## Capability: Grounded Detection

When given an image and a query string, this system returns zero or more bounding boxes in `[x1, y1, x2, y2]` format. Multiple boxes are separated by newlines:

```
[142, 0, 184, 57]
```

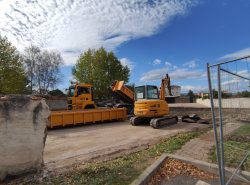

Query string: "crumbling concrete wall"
[46, 98, 67, 110]
[0, 96, 50, 181]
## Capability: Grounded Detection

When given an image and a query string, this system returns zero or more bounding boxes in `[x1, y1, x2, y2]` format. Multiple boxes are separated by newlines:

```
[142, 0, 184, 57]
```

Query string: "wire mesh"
[207, 56, 250, 185]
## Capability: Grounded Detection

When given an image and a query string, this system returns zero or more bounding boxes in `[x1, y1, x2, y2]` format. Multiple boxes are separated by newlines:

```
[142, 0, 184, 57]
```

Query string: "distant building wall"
[0, 96, 50, 181]
[197, 98, 250, 108]
[166, 96, 196, 104]
[165, 85, 181, 97]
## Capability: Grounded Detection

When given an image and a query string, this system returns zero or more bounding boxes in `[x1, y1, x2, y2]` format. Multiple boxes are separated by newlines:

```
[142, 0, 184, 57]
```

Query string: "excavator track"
[150, 116, 178, 129]
[130, 117, 150, 126]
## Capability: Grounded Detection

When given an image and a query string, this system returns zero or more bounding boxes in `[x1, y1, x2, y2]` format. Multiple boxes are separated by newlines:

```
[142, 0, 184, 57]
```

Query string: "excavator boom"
[160, 74, 172, 100]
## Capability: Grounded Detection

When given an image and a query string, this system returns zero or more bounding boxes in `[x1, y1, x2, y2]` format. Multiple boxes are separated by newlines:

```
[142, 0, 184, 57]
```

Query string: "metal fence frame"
[207, 55, 250, 185]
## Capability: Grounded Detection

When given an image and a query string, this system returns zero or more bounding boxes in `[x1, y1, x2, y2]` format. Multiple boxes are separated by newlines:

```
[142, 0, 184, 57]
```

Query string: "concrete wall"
[0, 96, 50, 181]
[46, 99, 67, 110]
[197, 98, 250, 108]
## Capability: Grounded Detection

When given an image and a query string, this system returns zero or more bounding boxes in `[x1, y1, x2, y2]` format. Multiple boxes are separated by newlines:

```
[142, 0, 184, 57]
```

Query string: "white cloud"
[165, 61, 172, 66]
[170, 68, 204, 80]
[220, 47, 250, 61]
[221, 79, 241, 86]
[120, 58, 135, 71]
[220, 70, 250, 87]
[237, 70, 250, 79]
[153, 59, 161, 65]
[140, 67, 204, 82]
[183, 60, 197, 68]
[0, 0, 197, 66]
[140, 68, 168, 82]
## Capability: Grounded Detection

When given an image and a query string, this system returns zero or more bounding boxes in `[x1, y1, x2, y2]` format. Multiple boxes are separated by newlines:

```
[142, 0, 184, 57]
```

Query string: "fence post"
[207, 63, 224, 185]
[217, 65, 225, 184]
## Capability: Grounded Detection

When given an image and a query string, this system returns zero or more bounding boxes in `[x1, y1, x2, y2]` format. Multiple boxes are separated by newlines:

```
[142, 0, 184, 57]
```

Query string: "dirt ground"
[44, 120, 209, 171]
[44, 103, 250, 171]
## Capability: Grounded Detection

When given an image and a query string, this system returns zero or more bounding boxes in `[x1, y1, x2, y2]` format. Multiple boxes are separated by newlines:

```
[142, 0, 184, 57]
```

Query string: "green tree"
[187, 90, 194, 97]
[238, 90, 250, 97]
[48, 89, 65, 96]
[23, 45, 41, 92]
[0, 35, 26, 94]
[213, 89, 218, 99]
[73, 48, 130, 99]
[23, 46, 63, 95]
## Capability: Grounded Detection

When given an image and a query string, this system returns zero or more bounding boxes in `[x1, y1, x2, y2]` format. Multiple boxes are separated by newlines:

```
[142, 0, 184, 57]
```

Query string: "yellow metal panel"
[74, 112, 84, 124]
[49, 114, 63, 127]
[93, 111, 102, 122]
[48, 108, 127, 128]
[63, 113, 74, 126]
[110, 110, 117, 120]
[102, 110, 110, 121]
[84, 111, 94, 123]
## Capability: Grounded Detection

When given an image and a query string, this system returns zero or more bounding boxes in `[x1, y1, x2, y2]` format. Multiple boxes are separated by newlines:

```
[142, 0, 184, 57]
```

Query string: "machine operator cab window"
[77, 86, 91, 96]
[68, 86, 75, 97]
[135, 85, 159, 100]
[68, 86, 91, 97]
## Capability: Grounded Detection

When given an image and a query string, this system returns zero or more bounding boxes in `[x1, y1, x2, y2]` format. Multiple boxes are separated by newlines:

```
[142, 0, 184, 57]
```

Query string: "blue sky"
[0, 0, 250, 92]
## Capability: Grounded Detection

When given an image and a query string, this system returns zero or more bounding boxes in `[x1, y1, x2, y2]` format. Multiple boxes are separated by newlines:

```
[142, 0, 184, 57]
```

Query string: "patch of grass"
[210, 141, 250, 171]
[33, 132, 201, 185]
[209, 125, 250, 172]
[232, 123, 250, 137]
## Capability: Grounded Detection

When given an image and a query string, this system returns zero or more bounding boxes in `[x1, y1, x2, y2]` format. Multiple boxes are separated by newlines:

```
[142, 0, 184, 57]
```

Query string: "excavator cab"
[133, 85, 169, 118]
[130, 74, 178, 128]
[135, 85, 159, 100]
[67, 83, 96, 110]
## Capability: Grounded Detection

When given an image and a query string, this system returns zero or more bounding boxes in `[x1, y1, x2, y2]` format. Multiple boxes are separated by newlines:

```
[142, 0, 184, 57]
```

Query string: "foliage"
[0, 35, 26, 94]
[23, 45, 40, 93]
[23, 45, 63, 94]
[210, 141, 250, 171]
[202, 95, 209, 100]
[187, 90, 194, 97]
[48, 89, 65, 96]
[238, 90, 250, 97]
[73, 47, 130, 99]
[202, 89, 231, 99]
[30, 132, 201, 185]
[212, 89, 218, 99]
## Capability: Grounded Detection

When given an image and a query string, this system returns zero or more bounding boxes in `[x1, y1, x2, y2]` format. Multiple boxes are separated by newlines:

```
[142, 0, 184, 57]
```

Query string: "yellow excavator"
[131, 74, 178, 128]
[111, 74, 178, 128]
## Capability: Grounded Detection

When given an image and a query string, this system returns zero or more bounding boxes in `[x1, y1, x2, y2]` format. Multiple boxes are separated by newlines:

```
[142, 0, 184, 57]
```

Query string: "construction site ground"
[4, 104, 249, 185]
[44, 119, 209, 171]
[44, 103, 250, 172]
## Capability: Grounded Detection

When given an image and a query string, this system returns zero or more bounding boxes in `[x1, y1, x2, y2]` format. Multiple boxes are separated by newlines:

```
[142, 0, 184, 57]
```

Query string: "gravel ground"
[44, 120, 208, 171]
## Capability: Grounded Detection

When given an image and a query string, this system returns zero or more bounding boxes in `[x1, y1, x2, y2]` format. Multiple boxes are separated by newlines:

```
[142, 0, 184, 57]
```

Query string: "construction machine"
[67, 82, 96, 110]
[110, 74, 177, 128]
[48, 82, 127, 128]
[130, 74, 178, 128]
[110, 80, 134, 114]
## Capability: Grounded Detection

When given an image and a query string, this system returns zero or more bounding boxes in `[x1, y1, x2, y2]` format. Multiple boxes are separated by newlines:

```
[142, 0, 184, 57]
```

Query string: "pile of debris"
[181, 114, 209, 124]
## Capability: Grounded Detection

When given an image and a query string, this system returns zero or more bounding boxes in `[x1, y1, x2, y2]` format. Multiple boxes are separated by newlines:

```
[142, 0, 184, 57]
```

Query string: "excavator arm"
[160, 74, 172, 100]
